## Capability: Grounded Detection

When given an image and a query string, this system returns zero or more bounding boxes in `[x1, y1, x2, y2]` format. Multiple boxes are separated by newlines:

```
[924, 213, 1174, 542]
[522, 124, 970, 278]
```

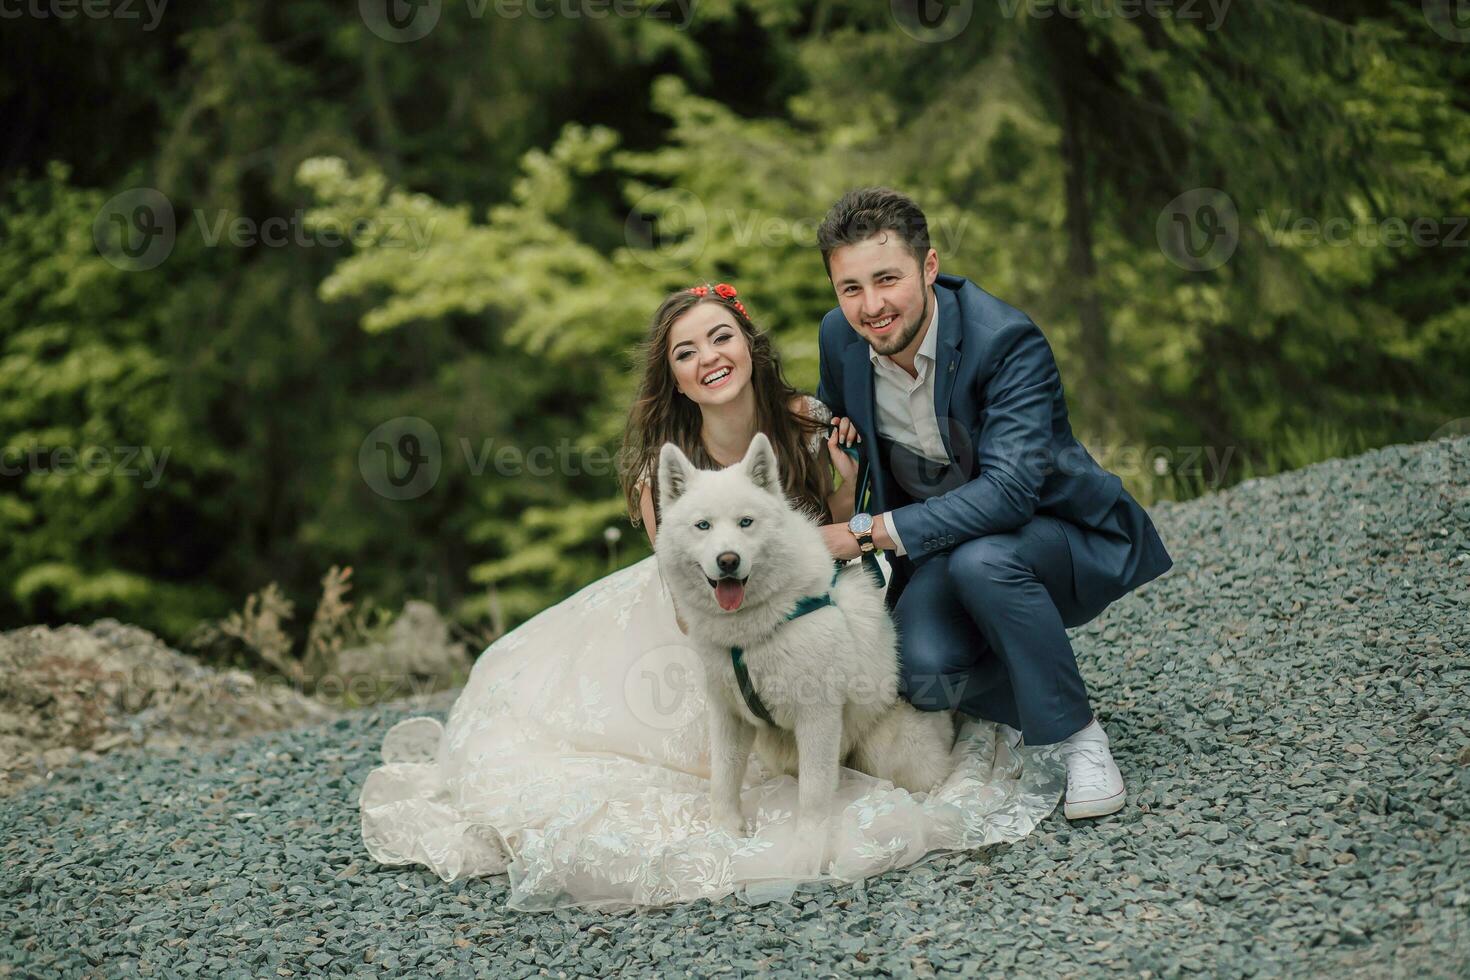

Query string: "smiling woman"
[618, 283, 835, 535]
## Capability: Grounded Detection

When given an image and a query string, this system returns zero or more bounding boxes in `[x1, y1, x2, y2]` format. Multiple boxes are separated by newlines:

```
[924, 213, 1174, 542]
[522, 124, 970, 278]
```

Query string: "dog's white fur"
[654, 433, 956, 836]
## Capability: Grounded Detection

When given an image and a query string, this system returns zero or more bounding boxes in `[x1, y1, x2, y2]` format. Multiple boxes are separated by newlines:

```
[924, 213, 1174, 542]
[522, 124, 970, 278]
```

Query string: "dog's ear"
[742, 432, 781, 495]
[657, 442, 696, 511]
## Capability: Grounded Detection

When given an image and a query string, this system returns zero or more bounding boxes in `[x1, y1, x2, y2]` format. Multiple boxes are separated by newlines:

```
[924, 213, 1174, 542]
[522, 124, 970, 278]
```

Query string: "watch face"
[848, 513, 874, 535]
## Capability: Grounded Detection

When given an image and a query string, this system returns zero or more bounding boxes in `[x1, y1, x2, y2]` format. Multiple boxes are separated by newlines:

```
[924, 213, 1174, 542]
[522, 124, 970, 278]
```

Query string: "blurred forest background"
[2, 0, 1467, 660]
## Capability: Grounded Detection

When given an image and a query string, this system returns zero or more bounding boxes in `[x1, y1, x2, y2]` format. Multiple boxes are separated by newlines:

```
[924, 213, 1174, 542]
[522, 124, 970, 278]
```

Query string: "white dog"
[654, 433, 956, 837]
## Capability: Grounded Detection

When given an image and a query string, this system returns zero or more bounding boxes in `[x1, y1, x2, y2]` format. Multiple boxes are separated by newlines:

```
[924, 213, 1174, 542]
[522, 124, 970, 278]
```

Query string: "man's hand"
[826, 417, 861, 485]
[821, 523, 861, 561]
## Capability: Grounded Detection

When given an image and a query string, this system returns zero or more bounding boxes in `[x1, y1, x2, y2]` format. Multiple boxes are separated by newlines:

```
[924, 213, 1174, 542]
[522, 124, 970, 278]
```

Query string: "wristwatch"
[847, 512, 876, 555]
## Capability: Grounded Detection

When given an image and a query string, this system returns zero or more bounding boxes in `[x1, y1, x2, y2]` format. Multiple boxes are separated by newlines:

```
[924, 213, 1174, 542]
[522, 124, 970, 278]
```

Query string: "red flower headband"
[688, 282, 747, 318]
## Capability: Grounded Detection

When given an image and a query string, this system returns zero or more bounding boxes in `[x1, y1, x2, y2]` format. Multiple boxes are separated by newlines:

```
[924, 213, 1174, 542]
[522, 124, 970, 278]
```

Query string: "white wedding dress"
[359, 401, 1066, 912]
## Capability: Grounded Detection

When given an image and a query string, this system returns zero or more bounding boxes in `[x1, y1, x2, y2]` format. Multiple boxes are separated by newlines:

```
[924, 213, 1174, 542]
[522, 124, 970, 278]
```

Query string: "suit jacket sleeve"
[816, 317, 846, 420]
[888, 319, 1058, 552]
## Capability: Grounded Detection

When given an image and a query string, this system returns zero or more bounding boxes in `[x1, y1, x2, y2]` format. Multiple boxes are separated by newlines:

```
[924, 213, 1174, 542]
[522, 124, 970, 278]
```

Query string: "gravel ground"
[3, 437, 1468, 978]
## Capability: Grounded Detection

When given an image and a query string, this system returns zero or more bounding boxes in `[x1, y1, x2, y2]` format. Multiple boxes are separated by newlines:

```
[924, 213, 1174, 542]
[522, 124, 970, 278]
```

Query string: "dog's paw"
[711, 809, 749, 838]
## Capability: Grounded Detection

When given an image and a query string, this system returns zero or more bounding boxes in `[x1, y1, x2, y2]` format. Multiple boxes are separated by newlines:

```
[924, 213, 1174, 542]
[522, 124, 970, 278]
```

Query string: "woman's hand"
[827, 417, 861, 485]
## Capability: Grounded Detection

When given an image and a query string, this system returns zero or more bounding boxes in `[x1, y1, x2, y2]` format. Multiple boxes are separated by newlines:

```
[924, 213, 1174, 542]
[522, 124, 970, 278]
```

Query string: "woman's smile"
[701, 366, 734, 388]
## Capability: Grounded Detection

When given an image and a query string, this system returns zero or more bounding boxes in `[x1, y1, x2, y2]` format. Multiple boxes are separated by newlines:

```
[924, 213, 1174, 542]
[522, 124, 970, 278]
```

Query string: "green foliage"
[0, 165, 234, 637]
[2, 0, 1467, 644]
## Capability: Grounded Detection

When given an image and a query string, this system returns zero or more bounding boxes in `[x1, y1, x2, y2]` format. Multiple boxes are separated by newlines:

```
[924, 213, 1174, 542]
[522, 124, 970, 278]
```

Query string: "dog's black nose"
[716, 552, 741, 576]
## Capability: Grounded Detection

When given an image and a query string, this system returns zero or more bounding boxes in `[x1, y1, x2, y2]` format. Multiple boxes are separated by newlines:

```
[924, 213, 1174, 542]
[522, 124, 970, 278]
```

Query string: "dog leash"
[838, 437, 888, 592]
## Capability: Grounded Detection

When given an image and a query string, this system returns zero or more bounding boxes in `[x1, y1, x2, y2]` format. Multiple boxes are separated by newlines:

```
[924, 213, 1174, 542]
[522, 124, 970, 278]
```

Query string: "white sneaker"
[992, 723, 1024, 777]
[1059, 718, 1126, 820]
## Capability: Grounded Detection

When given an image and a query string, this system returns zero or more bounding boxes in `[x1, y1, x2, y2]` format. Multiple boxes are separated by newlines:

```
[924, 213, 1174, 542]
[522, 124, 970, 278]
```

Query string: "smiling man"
[814, 187, 1173, 819]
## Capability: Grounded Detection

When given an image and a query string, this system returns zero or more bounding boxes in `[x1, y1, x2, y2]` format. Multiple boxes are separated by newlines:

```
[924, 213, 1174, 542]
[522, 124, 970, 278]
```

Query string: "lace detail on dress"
[801, 394, 834, 457]
[359, 552, 1065, 911]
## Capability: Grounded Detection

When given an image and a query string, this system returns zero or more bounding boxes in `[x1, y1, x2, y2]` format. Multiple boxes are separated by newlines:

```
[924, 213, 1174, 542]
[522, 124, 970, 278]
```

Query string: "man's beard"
[869, 289, 930, 357]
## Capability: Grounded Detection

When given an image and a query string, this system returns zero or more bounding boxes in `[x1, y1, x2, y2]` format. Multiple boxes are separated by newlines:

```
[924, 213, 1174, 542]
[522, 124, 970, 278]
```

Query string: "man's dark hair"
[816, 187, 932, 277]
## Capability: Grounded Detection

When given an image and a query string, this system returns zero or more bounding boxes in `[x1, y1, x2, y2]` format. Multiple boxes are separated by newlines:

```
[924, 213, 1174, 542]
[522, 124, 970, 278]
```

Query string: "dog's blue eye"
[739, 517, 754, 528]
[695, 520, 711, 531]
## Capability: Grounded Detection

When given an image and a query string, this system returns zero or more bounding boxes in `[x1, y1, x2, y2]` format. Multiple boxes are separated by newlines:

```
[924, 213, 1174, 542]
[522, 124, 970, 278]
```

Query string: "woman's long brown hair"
[620, 287, 834, 528]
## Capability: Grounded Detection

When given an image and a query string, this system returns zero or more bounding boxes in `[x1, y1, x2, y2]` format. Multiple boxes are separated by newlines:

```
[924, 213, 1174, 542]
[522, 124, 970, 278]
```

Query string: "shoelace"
[1062, 742, 1116, 793]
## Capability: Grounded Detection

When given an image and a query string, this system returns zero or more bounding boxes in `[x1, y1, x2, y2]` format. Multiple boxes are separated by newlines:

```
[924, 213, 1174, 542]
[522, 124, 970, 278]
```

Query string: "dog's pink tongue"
[715, 579, 745, 611]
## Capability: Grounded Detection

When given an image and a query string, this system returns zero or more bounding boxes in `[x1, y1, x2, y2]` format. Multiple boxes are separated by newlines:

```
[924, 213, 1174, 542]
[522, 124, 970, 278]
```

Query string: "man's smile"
[865, 314, 899, 335]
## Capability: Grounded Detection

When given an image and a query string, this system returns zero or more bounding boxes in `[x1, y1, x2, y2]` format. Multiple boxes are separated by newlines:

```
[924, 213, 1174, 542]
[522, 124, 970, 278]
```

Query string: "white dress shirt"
[869, 299, 947, 557]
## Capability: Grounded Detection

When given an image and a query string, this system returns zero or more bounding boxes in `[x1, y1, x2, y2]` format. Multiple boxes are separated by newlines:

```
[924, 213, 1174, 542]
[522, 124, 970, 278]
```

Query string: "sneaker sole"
[1063, 788, 1126, 820]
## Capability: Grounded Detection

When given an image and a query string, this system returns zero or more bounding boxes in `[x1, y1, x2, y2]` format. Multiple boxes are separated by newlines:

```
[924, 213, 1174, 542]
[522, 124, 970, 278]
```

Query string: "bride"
[359, 283, 1065, 912]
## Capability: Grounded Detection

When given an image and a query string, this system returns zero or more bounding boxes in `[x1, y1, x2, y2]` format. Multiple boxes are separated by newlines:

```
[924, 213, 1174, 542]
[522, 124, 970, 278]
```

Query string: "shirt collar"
[869, 294, 940, 370]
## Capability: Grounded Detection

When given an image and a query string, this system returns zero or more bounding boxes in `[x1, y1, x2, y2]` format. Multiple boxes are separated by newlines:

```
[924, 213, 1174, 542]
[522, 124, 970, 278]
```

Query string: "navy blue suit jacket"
[816, 274, 1172, 615]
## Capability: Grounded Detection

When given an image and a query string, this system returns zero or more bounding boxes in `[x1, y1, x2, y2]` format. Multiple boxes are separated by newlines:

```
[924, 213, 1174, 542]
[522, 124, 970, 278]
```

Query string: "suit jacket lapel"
[842, 340, 876, 440]
[843, 341, 879, 513]
[932, 286, 963, 461]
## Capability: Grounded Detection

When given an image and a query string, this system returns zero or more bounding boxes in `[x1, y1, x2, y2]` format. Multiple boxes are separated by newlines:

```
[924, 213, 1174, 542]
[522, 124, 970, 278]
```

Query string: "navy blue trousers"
[893, 515, 1097, 746]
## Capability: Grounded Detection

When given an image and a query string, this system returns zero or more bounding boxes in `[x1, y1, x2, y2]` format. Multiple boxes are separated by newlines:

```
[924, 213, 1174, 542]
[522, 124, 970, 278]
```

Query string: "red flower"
[689, 285, 709, 297]
[713, 283, 738, 299]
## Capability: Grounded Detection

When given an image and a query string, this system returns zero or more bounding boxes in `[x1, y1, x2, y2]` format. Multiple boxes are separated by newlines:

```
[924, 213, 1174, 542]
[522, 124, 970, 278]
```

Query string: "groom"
[814, 187, 1172, 820]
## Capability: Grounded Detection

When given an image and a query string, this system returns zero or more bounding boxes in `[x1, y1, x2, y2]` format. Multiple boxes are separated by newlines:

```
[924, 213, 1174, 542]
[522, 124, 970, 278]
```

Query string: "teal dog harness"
[728, 551, 885, 729]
